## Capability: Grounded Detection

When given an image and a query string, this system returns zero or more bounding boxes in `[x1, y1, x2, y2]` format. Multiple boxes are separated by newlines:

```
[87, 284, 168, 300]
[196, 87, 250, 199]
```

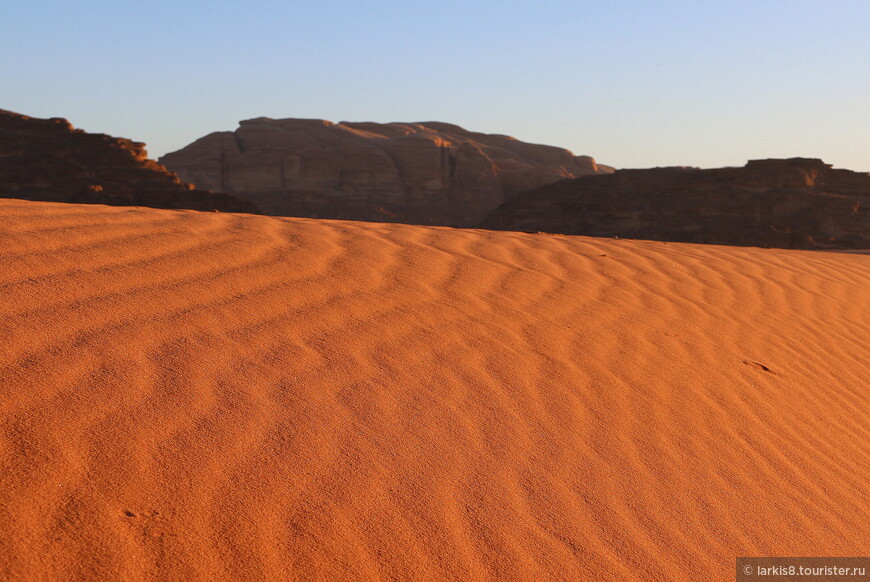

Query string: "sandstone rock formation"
[159, 118, 612, 226]
[0, 109, 260, 213]
[481, 158, 870, 249]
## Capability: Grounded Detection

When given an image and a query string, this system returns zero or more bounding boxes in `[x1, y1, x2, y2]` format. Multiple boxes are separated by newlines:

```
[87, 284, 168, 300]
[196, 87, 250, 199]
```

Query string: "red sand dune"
[0, 199, 867, 581]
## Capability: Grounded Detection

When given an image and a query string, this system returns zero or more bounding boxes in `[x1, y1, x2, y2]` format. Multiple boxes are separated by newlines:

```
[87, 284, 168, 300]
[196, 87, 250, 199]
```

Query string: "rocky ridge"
[481, 158, 870, 249]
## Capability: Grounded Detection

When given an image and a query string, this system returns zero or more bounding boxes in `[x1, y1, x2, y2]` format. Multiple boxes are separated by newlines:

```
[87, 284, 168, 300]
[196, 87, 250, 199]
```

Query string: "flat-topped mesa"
[480, 158, 870, 250]
[159, 117, 612, 226]
[0, 109, 260, 213]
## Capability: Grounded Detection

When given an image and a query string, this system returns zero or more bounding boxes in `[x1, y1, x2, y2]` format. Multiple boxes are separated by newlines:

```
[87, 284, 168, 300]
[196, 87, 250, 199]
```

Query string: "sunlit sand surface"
[0, 199, 867, 581]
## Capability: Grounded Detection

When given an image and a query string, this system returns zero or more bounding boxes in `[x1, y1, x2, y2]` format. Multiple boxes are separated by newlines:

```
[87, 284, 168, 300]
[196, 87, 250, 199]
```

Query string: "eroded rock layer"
[481, 158, 870, 249]
[159, 118, 611, 226]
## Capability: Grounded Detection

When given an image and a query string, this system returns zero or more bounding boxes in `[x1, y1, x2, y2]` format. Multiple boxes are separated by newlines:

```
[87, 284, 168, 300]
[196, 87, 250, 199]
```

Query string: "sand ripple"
[0, 199, 867, 581]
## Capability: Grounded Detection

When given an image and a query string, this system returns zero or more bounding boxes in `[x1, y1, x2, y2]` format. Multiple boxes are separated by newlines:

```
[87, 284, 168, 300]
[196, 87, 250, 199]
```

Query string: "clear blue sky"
[2, 0, 869, 170]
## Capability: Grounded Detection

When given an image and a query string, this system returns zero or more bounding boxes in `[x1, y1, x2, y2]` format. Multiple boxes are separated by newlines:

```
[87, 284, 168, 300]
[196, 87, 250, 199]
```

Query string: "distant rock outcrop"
[159, 118, 612, 226]
[0, 109, 260, 213]
[480, 158, 870, 249]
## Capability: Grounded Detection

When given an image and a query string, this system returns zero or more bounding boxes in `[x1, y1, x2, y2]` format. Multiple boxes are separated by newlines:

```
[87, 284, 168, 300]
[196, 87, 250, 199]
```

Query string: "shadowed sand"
[0, 199, 867, 581]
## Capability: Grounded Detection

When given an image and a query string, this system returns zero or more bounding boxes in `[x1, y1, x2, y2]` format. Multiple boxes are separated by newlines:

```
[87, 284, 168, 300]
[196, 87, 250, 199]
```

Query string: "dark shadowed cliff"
[0, 109, 260, 213]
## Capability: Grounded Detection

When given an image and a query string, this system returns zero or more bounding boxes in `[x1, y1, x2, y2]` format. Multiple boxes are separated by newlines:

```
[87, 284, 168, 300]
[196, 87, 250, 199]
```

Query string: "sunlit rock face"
[160, 118, 611, 226]
[481, 158, 870, 249]
[0, 109, 260, 213]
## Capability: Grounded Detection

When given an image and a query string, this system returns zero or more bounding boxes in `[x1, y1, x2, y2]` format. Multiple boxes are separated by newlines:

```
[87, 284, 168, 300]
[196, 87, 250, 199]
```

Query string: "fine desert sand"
[0, 199, 867, 580]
